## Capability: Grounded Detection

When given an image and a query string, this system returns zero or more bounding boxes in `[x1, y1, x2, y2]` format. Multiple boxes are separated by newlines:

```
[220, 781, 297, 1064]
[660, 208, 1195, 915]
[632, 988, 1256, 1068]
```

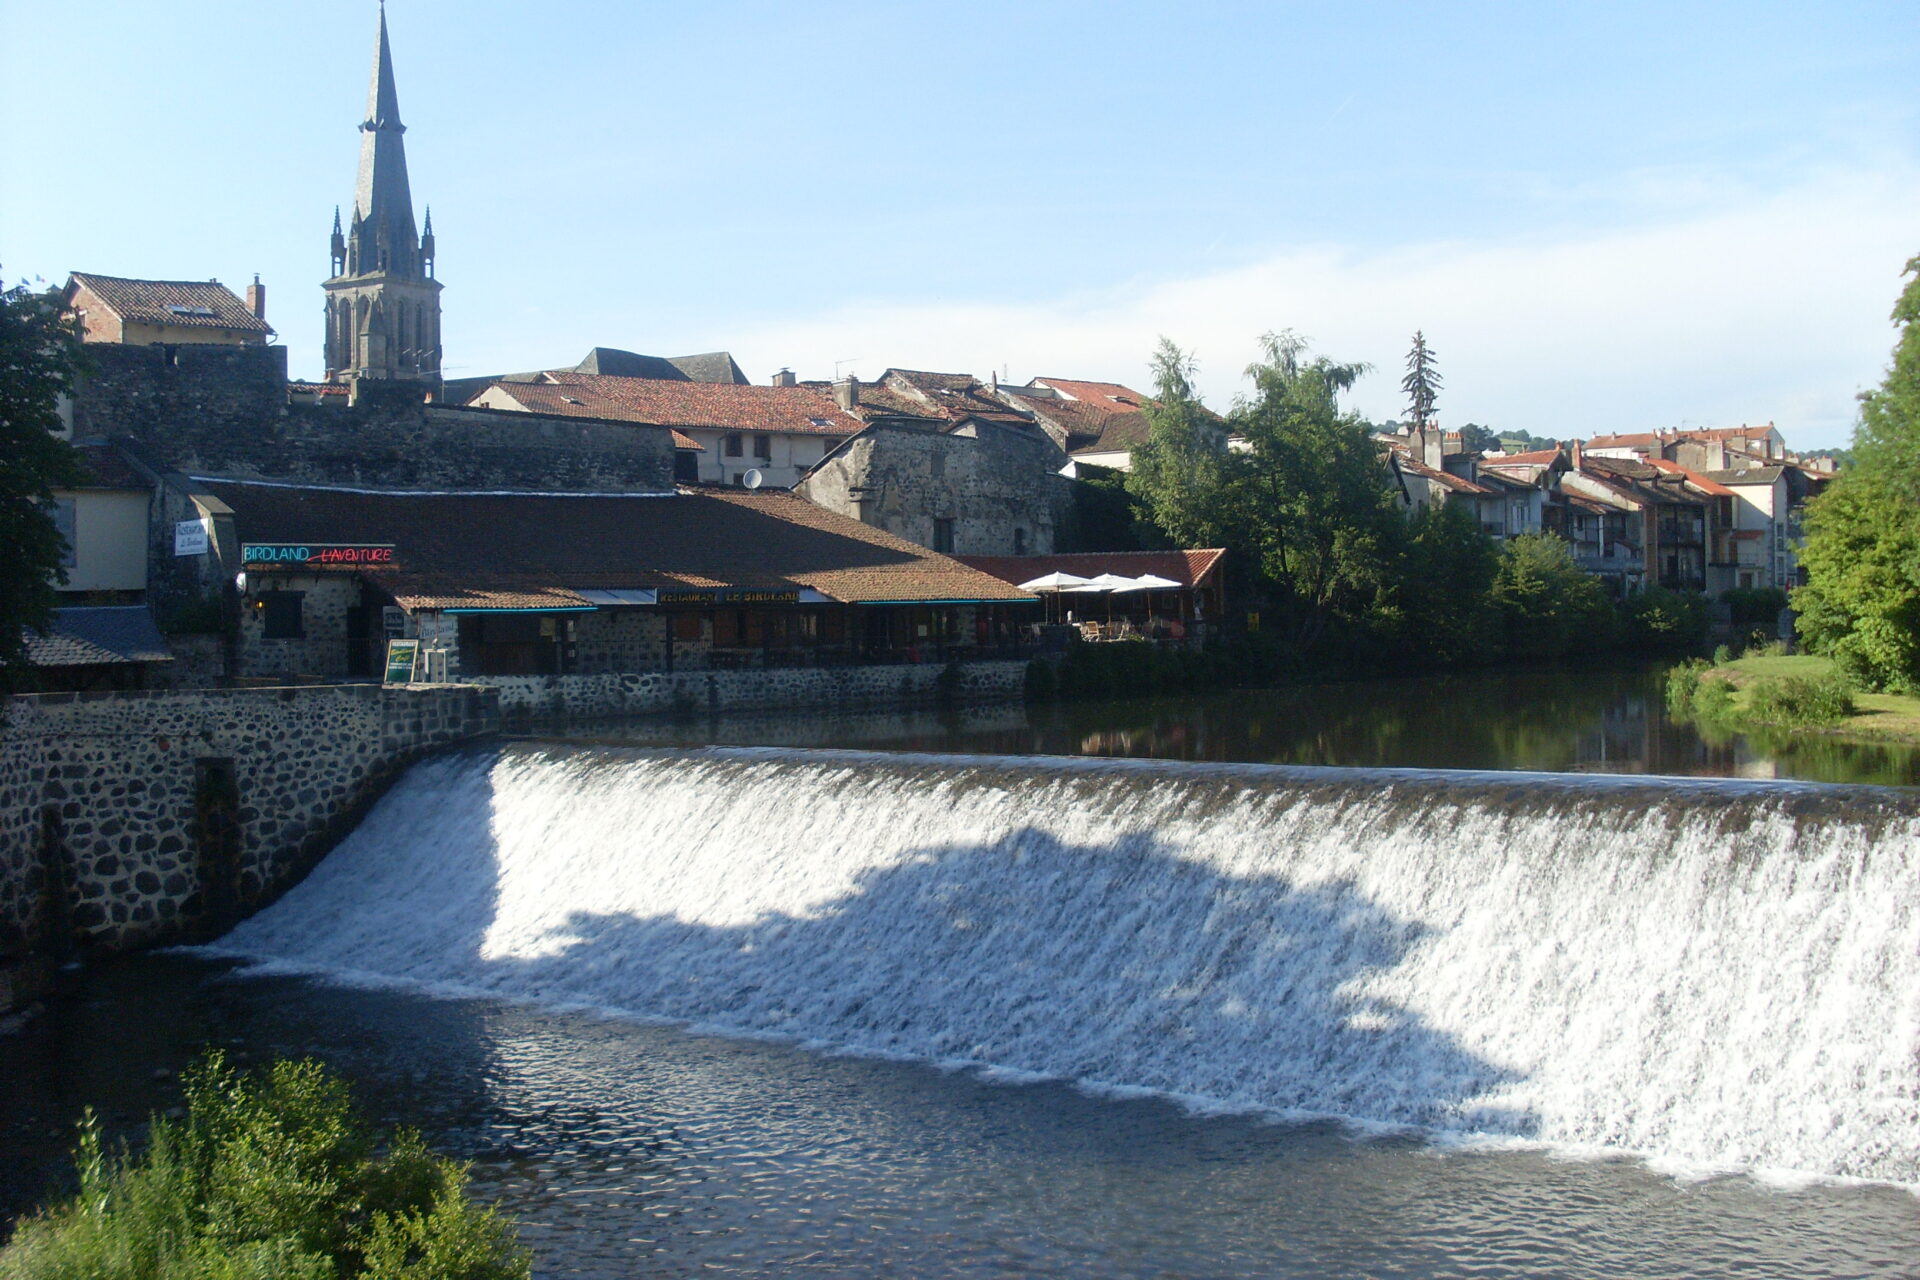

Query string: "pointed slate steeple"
[324, 3, 442, 386]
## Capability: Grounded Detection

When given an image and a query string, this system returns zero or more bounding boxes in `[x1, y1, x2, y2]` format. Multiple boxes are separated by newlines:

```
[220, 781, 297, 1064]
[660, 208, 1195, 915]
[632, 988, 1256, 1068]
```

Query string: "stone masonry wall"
[75, 343, 675, 493]
[796, 417, 1072, 557]
[479, 659, 1027, 721]
[0, 684, 499, 984]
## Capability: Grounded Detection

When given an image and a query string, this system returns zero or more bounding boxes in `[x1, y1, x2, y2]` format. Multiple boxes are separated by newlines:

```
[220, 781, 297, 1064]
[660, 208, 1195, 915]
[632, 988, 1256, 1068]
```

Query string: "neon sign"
[241, 543, 395, 568]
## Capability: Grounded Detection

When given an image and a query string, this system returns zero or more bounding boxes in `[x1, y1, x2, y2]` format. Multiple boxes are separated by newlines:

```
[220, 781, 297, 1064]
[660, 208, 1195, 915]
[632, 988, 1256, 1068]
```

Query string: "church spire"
[365, 2, 404, 131]
[353, 1, 416, 254]
[324, 4, 442, 386]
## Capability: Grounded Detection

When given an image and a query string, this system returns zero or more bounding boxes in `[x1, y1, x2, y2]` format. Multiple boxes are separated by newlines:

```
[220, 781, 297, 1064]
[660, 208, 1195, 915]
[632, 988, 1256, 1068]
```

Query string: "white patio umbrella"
[1108, 573, 1183, 631]
[1017, 571, 1094, 623]
[1064, 573, 1135, 624]
[1017, 572, 1094, 592]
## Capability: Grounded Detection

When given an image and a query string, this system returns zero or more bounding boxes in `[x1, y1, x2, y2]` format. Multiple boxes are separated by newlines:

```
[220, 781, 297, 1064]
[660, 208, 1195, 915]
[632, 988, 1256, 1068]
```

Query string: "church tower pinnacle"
[324, 3, 442, 386]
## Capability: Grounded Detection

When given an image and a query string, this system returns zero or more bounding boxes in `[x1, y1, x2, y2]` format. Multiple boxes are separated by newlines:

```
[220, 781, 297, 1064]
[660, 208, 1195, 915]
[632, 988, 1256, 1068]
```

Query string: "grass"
[0, 1053, 529, 1280]
[1698, 653, 1920, 743]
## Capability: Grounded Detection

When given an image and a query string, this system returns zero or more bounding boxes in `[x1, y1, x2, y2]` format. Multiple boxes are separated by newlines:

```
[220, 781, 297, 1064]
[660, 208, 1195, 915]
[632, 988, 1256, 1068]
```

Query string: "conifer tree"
[1401, 330, 1442, 430]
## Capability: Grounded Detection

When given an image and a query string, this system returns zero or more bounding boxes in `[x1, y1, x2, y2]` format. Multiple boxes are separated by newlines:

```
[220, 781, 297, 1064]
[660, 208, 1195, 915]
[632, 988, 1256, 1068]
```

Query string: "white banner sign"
[173, 518, 210, 557]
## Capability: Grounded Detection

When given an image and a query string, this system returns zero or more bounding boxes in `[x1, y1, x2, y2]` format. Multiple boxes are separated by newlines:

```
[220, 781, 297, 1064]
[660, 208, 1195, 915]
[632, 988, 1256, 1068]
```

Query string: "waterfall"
[214, 743, 1920, 1183]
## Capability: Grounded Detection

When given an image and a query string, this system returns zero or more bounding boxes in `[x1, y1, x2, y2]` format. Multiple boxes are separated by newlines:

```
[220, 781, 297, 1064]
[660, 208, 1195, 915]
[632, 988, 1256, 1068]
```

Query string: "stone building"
[795, 414, 1072, 557]
[322, 6, 442, 387]
[63, 273, 272, 348]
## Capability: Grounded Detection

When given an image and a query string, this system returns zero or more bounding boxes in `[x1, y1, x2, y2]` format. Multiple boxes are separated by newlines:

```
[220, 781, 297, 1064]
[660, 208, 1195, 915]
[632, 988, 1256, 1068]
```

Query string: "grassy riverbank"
[1675, 653, 1920, 745]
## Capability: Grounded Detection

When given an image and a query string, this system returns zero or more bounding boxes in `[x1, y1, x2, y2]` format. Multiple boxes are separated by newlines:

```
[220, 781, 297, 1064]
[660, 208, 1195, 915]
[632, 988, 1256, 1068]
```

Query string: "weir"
[215, 743, 1920, 1183]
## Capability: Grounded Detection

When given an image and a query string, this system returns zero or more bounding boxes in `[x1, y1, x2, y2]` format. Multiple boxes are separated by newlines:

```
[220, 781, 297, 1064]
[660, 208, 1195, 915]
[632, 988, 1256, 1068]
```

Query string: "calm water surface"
[4, 956, 1915, 1279]
[548, 665, 1920, 786]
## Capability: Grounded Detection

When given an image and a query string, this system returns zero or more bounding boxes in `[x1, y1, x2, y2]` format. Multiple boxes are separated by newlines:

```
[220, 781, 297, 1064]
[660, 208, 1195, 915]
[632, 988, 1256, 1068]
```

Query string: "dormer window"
[166, 304, 218, 318]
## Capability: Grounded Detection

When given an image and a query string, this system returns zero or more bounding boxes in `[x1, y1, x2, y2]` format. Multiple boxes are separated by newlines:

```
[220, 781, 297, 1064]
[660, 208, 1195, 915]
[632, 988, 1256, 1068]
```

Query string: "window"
[932, 518, 956, 554]
[724, 433, 744, 458]
[672, 612, 703, 642]
[753, 435, 773, 461]
[1013, 527, 1027, 555]
[261, 591, 305, 639]
[930, 451, 946, 479]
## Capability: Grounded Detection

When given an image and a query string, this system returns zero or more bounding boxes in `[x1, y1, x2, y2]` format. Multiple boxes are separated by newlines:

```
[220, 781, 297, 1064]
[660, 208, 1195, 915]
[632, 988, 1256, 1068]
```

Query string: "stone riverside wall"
[0, 684, 498, 1008]
[479, 659, 1028, 722]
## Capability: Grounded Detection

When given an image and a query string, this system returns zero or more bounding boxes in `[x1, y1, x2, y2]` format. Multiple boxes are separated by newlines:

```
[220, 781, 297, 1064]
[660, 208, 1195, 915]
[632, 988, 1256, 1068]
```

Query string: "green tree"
[1455, 422, 1499, 453]
[1490, 533, 1612, 660]
[1127, 338, 1230, 549]
[1392, 501, 1500, 657]
[1795, 253, 1920, 690]
[1401, 330, 1442, 429]
[0, 275, 85, 696]
[1229, 331, 1399, 652]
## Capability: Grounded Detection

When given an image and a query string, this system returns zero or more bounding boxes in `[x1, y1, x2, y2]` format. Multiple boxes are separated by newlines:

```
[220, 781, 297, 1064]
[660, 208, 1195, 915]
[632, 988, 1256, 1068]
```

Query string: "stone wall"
[479, 659, 1028, 721]
[797, 417, 1072, 557]
[75, 343, 675, 493]
[0, 684, 499, 992]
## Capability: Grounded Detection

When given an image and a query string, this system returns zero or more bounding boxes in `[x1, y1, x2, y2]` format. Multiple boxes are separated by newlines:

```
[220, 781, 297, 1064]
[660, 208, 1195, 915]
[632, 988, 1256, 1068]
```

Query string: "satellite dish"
[742, 468, 765, 490]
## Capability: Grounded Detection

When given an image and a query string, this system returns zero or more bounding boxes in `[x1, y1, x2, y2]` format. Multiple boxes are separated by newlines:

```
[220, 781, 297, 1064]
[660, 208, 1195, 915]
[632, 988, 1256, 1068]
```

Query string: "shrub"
[1692, 672, 1736, 722]
[1620, 587, 1710, 654]
[1664, 658, 1710, 718]
[1712, 643, 1735, 666]
[0, 1053, 528, 1280]
[1490, 534, 1613, 660]
[1721, 586, 1789, 630]
[1744, 672, 1856, 728]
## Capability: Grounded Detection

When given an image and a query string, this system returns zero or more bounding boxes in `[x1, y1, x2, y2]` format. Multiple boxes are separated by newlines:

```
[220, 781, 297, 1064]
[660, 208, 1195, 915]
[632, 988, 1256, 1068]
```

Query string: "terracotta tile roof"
[1393, 451, 1490, 494]
[1646, 458, 1738, 497]
[1703, 466, 1785, 485]
[872, 370, 1034, 427]
[1030, 377, 1152, 413]
[480, 373, 861, 436]
[199, 482, 1032, 607]
[957, 549, 1226, 590]
[1486, 448, 1562, 466]
[66, 273, 273, 335]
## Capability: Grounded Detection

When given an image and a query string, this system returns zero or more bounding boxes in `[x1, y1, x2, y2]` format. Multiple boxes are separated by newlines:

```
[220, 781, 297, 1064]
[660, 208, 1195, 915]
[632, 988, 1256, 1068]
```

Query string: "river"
[3, 668, 1916, 1277]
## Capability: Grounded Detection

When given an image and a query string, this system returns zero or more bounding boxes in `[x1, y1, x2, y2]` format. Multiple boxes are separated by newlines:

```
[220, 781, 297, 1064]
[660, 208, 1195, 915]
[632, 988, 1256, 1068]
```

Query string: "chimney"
[1422, 424, 1444, 471]
[832, 374, 859, 411]
[1571, 439, 1583, 469]
[771, 367, 797, 388]
[246, 274, 266, 321]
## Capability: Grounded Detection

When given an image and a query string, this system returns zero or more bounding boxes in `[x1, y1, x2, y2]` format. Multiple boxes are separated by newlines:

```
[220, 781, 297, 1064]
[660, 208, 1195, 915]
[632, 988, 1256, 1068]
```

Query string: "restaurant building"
[177, 481, 1036, 685]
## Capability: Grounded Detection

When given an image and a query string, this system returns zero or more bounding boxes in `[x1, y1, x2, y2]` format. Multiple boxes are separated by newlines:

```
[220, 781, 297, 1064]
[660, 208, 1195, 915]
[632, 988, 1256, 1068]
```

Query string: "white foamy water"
[216, 744, 1920, 1183]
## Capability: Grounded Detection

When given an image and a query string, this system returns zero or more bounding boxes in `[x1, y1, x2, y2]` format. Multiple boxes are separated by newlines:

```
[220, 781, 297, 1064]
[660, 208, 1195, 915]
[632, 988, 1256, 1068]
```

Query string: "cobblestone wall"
[74, 344, 675, 493]
[0, 684, 498, 987]
[479, 659, 1027, 721]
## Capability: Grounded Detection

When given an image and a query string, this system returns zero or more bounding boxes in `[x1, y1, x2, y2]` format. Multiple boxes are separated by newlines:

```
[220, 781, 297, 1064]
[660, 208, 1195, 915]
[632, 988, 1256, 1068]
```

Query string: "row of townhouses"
[1389, 422, 1830, 596]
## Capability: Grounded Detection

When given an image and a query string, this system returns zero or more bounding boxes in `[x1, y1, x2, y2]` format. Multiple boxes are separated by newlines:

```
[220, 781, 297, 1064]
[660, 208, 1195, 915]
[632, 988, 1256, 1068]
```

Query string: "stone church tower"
[324, 5, 441, 386]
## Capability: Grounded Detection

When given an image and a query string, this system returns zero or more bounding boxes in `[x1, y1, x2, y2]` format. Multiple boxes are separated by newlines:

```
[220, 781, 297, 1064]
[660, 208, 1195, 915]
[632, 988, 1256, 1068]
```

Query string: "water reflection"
[539, 667, 1920, 786]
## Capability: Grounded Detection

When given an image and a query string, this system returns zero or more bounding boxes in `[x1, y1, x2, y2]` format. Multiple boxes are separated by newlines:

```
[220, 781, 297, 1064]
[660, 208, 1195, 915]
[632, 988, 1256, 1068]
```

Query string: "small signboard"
[242, 543, 395, 569]
[383, 638, 421, 685]
[173, 519, 210, 557]
[381, 606, 407, 636]
[656, 588, 800, 606]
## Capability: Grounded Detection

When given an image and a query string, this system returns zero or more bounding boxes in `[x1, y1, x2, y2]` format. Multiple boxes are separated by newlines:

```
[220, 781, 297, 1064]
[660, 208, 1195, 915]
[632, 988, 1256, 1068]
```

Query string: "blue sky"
[4, 1, 1915, 450]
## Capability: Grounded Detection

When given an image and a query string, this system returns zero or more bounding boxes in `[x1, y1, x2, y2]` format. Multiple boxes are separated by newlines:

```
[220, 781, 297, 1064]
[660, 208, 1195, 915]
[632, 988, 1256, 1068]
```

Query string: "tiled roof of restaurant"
[957, 549, 1227, 590]
[25, 607, 172, 668]
[199, 482, 1032, 608]
[66, 273, 273, 335]
[483, 373, 860, 435]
